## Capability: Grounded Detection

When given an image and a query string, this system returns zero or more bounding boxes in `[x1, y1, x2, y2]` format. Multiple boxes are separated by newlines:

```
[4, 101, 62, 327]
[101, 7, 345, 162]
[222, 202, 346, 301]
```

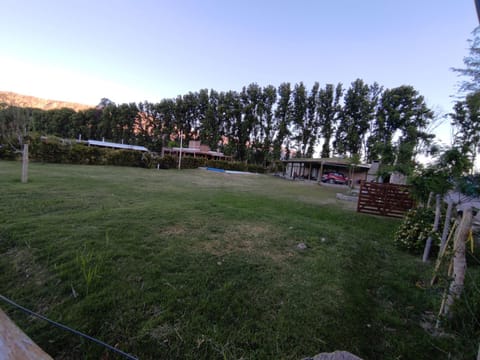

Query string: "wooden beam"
[0, 308, 53, 359]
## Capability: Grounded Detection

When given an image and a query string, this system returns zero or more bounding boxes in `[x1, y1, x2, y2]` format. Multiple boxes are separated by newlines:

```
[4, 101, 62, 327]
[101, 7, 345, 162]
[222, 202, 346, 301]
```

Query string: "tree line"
[1, 79, 437, 172]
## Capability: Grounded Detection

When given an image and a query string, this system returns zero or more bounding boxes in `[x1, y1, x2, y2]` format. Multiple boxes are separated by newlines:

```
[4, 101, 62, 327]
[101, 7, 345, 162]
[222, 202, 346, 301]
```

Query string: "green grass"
[0, 161, 458, 359]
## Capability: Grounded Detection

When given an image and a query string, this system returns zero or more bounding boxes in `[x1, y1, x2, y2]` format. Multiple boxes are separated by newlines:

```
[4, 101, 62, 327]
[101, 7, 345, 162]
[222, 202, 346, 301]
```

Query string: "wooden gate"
[357, 181, 414, 218]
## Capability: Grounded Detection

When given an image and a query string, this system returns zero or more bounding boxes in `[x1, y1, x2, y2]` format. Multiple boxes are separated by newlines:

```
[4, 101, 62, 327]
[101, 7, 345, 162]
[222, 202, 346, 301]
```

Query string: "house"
[162, 140, 232, 161]
[282, 157, 370, 184]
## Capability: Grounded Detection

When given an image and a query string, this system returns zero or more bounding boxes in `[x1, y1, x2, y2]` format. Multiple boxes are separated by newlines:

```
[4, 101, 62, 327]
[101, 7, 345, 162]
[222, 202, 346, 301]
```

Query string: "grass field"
[0, 161, 460, 359]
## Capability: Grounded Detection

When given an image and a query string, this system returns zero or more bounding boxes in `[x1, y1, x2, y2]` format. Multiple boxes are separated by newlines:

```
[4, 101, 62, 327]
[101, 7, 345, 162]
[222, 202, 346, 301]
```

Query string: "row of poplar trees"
[1, 78, 435, 170]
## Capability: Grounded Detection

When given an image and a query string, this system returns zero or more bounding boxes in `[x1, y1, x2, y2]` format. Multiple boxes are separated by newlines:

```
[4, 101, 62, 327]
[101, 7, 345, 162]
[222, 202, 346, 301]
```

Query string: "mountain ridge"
[0, 91, 93, 111]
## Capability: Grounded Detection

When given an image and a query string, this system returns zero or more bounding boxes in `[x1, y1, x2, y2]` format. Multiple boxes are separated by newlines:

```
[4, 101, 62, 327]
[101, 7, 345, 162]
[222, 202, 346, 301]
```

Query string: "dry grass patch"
[161, 224, 188, 236]
[198, 223, 295, 262]
[6, 247, 49, 288]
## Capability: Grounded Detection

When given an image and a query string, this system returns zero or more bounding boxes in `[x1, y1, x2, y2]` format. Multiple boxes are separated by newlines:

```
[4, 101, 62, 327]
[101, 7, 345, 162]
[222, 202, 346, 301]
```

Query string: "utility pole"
[178, 130, 183, 170]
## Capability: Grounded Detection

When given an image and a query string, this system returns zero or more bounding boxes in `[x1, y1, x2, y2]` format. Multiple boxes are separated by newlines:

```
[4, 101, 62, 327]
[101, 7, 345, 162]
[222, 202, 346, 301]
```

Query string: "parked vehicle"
[321, 172, 348, 184]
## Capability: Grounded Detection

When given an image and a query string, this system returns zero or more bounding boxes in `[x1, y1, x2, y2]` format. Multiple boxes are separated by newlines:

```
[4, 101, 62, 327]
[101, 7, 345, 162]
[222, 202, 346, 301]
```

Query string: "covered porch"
[282, 158, 371, 185]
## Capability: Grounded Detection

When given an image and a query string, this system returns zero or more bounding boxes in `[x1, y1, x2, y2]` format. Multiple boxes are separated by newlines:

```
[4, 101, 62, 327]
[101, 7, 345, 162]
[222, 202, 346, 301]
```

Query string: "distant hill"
[0, 91, 93, 111]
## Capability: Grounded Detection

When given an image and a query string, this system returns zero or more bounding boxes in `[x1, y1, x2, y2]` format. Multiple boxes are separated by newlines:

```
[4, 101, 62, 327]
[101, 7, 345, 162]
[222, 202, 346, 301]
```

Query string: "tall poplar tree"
[335, 79, 374, 158]
[273, 82, 292, 160]
[318, 83, 342, 158]
[373, 85, 434, 174]
[451, 91, 480, 168]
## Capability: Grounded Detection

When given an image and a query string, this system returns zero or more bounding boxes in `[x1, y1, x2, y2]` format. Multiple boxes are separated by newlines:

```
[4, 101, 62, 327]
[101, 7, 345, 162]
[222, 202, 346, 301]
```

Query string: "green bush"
[105, 149, 143, 167]
[157, 155, 176, 169]
[27, 137, 154, 168]
[0, 145, 19, 160]
[393, 207, 436, 253]
[180, 156, 207, 169]
[16, 135, 269, 172]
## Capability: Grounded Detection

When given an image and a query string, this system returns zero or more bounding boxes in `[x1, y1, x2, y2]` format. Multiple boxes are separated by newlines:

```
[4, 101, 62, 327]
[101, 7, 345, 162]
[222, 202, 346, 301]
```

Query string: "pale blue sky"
[0, 1, 477, 145]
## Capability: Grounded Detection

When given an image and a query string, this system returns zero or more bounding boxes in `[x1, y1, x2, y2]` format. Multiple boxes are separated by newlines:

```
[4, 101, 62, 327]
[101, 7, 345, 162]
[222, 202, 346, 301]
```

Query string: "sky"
[0, 0, 478, 148]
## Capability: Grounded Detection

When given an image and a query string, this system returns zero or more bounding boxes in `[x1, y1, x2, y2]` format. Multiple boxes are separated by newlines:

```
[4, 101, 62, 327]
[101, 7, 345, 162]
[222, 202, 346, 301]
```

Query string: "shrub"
[105, 149, 143, 167]
[28, 136, 153, 167]
[157, 155, 176, 169]
[0, 145, 19, 160]
[180, 156, 207, 169]
[141, 152, 160, 169]
[393, 207, 436, 253]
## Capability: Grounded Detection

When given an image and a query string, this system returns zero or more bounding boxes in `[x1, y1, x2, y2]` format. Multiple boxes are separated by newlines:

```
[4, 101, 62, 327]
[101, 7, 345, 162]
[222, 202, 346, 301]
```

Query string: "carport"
[282, 157, 370, 184]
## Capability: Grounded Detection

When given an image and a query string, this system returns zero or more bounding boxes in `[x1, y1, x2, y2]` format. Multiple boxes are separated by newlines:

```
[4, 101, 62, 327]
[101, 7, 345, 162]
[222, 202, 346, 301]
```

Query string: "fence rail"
[357, 181, 414, 218]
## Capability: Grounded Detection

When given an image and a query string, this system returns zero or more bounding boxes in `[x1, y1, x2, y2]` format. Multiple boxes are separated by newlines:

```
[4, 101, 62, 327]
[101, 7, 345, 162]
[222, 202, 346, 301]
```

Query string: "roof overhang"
[282, 158, 370, 169]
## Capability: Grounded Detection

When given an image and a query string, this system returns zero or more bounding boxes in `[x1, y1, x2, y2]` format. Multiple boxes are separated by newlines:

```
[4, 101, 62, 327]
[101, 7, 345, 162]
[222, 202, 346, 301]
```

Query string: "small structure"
[282, 157, 370, 184]
[163, 140, 232, 161]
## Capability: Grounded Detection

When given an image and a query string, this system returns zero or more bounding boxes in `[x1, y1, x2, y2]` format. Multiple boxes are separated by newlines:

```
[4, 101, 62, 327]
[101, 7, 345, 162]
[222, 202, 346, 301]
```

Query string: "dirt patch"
[5, 247, 49, 287]
[199, 223, 295, 262]
[161, 225, 187, 236]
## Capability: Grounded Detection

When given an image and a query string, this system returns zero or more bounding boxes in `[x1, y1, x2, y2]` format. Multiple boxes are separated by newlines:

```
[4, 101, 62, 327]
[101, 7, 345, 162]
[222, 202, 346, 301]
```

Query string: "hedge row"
[0, 139, 266, 173]
[28, 141, 151, 167]
[161, 156, 265, 173]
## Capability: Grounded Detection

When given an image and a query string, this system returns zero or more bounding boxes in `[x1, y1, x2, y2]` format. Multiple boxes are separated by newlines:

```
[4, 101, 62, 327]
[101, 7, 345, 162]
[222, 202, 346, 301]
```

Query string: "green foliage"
[450, 92, 480, 167]
[0, 144, 19, 160]
[76, 246, 102, 296]
[409, 147, 471, 203]
[1, 81, 438, 168]
[26, 136, 154, 168]
[0, 106, 32, 142]
[444, 270, 480, 358]
[157, 155, 176, 169]
[457, 174, 480, 197]
[393, 207, 436, 253]
[318, 83, 343, 158]
[179, 156, 207, 169]
[452, 27, 480, 94]
[335, 79, 375, 157]
[409, 168, 452, 203]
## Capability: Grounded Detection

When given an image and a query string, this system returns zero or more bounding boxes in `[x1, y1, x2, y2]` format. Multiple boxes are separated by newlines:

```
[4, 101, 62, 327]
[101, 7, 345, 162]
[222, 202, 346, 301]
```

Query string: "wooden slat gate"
[357, 181, 414, 218]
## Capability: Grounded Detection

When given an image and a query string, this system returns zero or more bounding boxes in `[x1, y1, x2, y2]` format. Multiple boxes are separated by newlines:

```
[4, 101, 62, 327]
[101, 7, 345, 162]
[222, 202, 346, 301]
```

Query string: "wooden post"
[319, 161, 324, 183]
[422, 194, 441, 262]
[21, 143, 29, 183]
[441, 208, 472, 319]
[178, 131, 183, 170]
[0, 308, 53, 359]
[440, 200, 454, 252]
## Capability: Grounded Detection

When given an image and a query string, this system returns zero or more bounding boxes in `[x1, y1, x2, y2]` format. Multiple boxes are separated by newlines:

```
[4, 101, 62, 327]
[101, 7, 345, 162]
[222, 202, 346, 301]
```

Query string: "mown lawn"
[0, 161, 456, 359]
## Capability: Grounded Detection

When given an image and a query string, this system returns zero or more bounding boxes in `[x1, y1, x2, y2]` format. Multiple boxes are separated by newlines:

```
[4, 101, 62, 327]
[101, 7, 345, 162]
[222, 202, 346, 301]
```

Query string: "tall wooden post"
[422, 194, 441, 262]
[0, 308, 53, 359]
[441, 208, 472, 319]
[319, 161, 324, 183]
[440, 200, 454, 251]
[21, 143, 29, 183]
[178, 131, 183, 170]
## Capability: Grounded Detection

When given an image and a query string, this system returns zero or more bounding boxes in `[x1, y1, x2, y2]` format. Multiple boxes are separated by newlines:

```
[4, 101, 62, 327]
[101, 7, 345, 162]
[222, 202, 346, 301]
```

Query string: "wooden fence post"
[422, 194, 441, 262]
[0, 307, 53, 359]
[21, 143, 29, 183]
[440, 200, 454, 252]
[440, 208, 472, 319]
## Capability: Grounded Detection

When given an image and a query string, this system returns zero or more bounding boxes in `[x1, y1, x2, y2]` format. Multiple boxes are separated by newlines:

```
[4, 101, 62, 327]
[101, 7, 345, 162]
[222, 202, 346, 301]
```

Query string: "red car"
[321, 172, 348, 184]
